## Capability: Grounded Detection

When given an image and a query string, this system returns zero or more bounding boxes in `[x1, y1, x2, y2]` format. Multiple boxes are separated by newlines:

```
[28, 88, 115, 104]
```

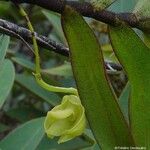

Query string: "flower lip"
[44, 95, 86, 144]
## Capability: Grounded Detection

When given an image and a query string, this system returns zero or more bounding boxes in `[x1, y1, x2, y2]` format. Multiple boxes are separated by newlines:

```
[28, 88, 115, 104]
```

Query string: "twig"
[0, 18, 122, 71]
[0, 26, 34, 53]
[9, 0, 150, 33]
[0, 18, 68, 56]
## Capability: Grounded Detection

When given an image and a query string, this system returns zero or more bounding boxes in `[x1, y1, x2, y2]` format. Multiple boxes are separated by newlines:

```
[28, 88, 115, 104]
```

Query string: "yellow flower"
[44, 95, 86, 144]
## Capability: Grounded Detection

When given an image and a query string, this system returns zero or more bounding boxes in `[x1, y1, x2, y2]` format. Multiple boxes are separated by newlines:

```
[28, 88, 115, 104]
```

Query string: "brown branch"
[0, 19, 69, 56]
[0, 18, 122, 71]
[9, 0, 150, 32]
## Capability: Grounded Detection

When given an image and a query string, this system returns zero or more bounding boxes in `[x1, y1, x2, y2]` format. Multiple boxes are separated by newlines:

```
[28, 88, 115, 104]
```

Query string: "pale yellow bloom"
[44, 95, 86, 144]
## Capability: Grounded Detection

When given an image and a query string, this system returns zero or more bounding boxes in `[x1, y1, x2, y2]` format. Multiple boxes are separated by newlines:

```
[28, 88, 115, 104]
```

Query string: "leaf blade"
[0, 59, 15, 108]
[0, 35, 10, 63]
[109, 25, 150, 147]
[62, 6, 133, 149]
[0, 118, 45, 150]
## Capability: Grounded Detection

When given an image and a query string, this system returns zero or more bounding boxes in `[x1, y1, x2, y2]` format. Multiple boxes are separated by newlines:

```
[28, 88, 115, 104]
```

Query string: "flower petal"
[44, 95, 86, 143]
[46, 117, 73, 136]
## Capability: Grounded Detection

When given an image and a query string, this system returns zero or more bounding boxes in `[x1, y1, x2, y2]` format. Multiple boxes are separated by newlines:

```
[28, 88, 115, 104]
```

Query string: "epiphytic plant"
[0, 0, 149, 150]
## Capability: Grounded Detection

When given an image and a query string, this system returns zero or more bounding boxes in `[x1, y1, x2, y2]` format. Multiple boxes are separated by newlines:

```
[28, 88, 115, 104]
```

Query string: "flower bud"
[44, 95, 86, 144]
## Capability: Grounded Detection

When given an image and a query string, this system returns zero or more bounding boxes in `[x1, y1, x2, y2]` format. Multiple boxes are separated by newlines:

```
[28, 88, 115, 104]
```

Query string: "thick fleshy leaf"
[0, 118, 45, 150]
[0, 59, 15, 108]
[143, 33, 150, 48]
[0, 117, 93, 150]
[62, 6, 133, 149]
[0, 35, 10, 64]
[119, 82, 130, 122]
[109, 25, 150, 147]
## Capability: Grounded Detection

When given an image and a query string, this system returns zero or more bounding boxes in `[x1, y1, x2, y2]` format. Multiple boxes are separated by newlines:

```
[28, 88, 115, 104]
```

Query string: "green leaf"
[37, 134, 94, 150]
[143, 33, 150, 48]
[0, 117, 94, 150]
[133, 0, 150, 18]
[15, 74, 60, 106]
[0, 35, 10, 64]
[6, 106, 45, 123]
[109, 25, 150, 147]
[101, 44, 118, 62]
[11, 57, 35, 72]
[109, 0, 138, 12]
[62, 6, 134, 149]
[0, 59, 15, 108]
[0, 2, 20, 20]
[83, 129, 100, 150]
[0, 123, 9, 133]
[0, 118, 45, 150]
[43, 62, 73, 77]
[0, 2, 10, 15]
[119, 82, 130, 122]
[42, 10, 65, 43]
[11, 57, 72, 78]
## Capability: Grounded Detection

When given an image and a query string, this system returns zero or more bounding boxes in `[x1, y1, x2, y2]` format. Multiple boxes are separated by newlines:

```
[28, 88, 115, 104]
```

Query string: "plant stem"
[18, 5, 78, 95]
